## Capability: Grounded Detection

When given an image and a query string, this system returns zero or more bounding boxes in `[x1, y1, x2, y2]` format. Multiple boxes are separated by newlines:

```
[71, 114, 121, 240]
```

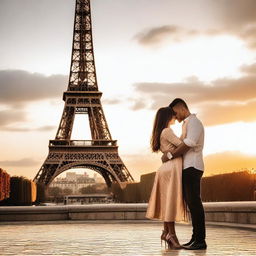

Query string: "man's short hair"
[169, 98, 189, 109]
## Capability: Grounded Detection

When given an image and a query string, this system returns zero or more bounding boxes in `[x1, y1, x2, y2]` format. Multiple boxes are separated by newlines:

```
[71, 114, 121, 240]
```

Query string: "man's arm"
[161, 142, 190, 162]
[162, 117, 203, 163]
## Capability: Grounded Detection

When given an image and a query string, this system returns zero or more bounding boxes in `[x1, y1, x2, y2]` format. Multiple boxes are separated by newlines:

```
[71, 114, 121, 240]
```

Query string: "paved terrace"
[0, 221, 255, 255]
[0, 202, 255, 255]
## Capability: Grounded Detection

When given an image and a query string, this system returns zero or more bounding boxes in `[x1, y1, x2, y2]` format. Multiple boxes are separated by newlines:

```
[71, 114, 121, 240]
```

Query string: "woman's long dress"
[146, 127, 188, 222]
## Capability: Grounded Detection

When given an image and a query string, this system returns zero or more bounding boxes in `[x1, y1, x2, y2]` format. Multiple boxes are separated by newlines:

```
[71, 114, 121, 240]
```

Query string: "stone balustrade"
[0, 202, 255, 225]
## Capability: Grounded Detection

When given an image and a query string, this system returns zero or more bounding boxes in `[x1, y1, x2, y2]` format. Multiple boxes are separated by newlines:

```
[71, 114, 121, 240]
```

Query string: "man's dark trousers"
[182, 167, 206, 242]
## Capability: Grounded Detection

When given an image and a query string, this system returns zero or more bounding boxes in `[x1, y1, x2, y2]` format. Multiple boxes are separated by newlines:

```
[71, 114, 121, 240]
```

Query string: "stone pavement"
[0, 221, 255, 255]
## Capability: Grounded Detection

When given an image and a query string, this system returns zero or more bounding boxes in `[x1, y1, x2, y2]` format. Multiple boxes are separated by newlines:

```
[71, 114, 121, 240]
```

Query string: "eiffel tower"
[33, 0, 134, 189]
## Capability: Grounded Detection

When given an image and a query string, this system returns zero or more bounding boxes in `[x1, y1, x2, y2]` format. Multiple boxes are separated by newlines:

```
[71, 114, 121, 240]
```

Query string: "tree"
[48, 187, 62, 197]
[79, 184, 109, 194]
[79, 185, 96, 194]
[63, 188, 73, 195]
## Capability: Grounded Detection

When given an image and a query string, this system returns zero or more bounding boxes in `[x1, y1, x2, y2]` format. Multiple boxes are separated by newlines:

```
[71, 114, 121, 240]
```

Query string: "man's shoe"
[183, 241, 207, 250]
[182, 237, 195, 247]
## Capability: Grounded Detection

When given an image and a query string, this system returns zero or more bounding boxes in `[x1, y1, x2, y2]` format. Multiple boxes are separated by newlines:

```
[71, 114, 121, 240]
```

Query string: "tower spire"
[68, 0, 98, 91]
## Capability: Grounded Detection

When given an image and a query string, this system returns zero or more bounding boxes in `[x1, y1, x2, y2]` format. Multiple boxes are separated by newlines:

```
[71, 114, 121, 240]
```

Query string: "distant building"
[66, 172, 77, 181]
[50, 171, 97, 194]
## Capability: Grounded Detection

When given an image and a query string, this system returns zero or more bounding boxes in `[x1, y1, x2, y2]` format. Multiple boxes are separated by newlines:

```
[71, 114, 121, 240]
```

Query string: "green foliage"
[201, 171, 255, 202]
[62, 188, 73, 195]
[111, 172, 156, 203]
[79, 184, 108, 194]
[48, 186, 63, 197]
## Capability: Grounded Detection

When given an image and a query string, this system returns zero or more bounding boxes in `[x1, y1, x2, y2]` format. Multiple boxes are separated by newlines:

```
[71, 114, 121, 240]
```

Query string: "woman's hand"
[161, 152, 170, 163]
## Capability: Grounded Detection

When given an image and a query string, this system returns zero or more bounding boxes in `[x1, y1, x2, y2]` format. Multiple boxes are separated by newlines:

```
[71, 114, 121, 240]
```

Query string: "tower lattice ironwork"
[33, 0, 134, 188]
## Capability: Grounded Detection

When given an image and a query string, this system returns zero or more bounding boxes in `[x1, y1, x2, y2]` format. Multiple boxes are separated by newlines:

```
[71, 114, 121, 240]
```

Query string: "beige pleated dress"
[146, 127, 188, 222]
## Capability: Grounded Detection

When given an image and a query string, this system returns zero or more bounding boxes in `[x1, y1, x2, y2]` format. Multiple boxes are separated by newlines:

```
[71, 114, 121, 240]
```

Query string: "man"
[162, 98, 207, 250]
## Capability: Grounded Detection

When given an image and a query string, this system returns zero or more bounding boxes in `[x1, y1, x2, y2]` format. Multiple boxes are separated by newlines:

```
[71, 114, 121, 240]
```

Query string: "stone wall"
[0, 202, 255, 224]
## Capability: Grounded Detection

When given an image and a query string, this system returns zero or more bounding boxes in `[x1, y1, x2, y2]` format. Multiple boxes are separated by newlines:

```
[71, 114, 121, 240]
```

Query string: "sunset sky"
[0, 0, 256, 181]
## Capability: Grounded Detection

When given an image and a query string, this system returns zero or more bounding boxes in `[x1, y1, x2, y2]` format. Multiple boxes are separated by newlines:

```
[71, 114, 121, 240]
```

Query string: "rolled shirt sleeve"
[183, 117, 203, 147]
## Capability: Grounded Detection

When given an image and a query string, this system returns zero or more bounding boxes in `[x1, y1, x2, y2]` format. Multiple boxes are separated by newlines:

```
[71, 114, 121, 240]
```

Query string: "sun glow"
[205, 121, 256, 156]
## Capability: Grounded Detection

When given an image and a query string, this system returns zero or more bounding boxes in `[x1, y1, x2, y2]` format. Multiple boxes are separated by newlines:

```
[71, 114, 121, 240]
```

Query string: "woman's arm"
[161, 142, 190, 162]
[162, 117, 203, 162]
[163, 128, 182, 147]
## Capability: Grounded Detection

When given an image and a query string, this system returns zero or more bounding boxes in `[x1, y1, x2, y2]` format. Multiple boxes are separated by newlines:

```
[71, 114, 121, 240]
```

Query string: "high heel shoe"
[166, 233, 182, 249]
[160, 230, 168, 248]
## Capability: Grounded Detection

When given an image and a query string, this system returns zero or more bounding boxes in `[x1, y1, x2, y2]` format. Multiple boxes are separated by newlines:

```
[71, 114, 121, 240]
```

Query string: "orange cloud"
[134, 0, 256, 50]
[134, 25, 198, 47]
[134, 76, 256, 103]
[0, 158, 39, 167]
[131, 64, 256, 126]
[211, 0, 256, 28]
[0, 70, 67, 131]
[134, 24, 256, 50]
[240, 63, 256, 74]
[199, 100, 256, 126]
[0, 70, 67, 105]
[0, 158, 40, 180]
[0, 108, 56, 132]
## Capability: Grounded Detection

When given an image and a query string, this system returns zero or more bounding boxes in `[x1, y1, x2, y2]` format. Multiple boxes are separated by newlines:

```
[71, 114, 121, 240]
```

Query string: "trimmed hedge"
[0, 176, 37, 206]
[111, 172, 156, 203]
[201, 171, 255, 202]
[0, 168, 11, 201]
[112, 170, 255, 203]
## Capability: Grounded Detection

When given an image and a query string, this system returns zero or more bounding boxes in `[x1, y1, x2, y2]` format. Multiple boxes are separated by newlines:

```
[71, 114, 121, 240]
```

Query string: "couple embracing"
[146, 98, 207, 250]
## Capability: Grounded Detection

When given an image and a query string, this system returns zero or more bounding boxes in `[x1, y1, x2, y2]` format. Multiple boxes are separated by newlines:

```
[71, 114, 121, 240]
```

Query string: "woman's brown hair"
[150, 107, 174, 152]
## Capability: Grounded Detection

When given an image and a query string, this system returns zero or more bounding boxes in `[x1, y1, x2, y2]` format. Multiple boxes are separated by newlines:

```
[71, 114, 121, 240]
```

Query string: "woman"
[146, 107, 188, 249]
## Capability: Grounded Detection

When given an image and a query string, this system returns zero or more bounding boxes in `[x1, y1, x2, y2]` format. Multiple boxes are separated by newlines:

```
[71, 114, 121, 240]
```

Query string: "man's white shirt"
[183, 114, 204, 171]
